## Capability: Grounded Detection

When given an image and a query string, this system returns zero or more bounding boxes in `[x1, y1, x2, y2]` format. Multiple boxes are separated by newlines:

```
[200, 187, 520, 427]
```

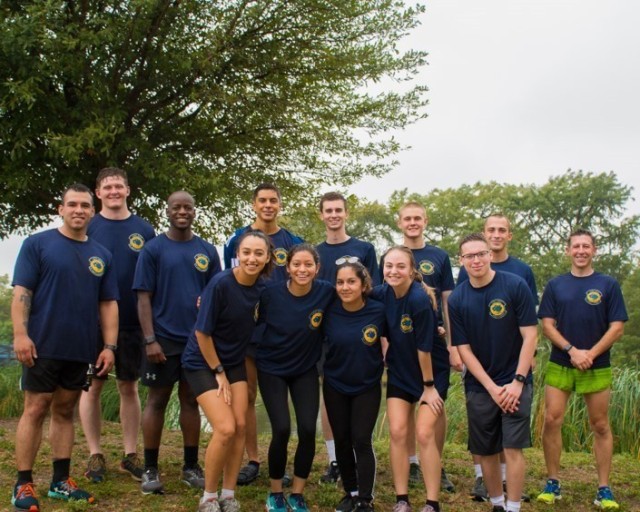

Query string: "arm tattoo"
[20, 291, 32, 328]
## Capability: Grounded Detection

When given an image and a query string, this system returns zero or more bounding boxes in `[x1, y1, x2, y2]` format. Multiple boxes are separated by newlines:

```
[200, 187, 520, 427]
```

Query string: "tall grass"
[1, 359, 639, 458]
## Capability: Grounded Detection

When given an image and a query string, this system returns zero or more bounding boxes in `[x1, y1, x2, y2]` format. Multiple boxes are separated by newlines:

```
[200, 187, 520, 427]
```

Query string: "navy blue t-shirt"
[370, 281, 435, 398]
[382, 243, 454, 325]
[323, 298, 386, 395]
[449, 271, 538, 393]
[458, 255, 538, 304]
[12, 229, 119, 363]
[538, 272, 628, 369]
[317, 237, 380, 286]
[132, 234, 221, 342]
[88, 214, 155, 329]
[182, 270, 266, 369]
[255, 280, 335, 376]
[224, 225, 303, 281]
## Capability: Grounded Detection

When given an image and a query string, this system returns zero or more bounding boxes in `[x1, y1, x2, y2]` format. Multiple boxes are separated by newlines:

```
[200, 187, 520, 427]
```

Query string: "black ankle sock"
[248, 460, 260, 468]
[52, 458, 70, 483]
[183, 445, 199, 469]
[396, 495, 409, 504]
[144, 448, 159, 469]
[17, 470, 33, 485]
[426, 500, 440, 512]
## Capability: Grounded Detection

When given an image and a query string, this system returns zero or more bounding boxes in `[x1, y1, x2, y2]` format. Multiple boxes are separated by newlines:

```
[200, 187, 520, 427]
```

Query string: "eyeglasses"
[335, 256, 360, 265]
[460, 250, 491, 261]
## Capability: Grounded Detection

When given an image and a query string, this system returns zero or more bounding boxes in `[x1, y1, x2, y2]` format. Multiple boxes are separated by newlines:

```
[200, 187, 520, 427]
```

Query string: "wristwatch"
[104, 344, 118, 352]
[514, 374, 526, 383]
[562, 343, 574, 352]
[213, 365, 224, 374]
[423, 379, 435, 387]
[144, 335, 157, 345]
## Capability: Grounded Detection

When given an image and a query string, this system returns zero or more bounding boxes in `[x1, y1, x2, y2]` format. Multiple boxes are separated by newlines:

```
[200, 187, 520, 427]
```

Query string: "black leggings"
[323, 380, 381, 500]
[258, 367, 320, 480]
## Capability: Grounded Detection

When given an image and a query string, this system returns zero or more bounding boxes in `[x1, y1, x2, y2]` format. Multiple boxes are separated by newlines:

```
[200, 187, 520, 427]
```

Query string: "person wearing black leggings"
[323, 262, 386, 512]
[255, 244, 335, 512]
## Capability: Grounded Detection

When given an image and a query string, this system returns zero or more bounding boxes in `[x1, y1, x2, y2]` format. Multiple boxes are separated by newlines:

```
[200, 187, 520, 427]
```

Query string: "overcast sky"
[1, 0, 638, 278]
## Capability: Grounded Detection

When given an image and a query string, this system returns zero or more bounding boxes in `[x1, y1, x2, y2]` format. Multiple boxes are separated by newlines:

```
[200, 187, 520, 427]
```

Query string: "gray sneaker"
[199, 497, 222, 512]
[219, 496, 241, 512]
[141, 467, 164, 495]
[440, 468, 455, 493]
[470, 476, 488, 502]
[392, 501, 412, 512]
[183, 465, 205, 489]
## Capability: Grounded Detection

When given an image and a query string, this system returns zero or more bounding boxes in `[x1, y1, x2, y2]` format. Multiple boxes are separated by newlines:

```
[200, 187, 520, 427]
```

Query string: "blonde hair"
[382, 245, 438, 311]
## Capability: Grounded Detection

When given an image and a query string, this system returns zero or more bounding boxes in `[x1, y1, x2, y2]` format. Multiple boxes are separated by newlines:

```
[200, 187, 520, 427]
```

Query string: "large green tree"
[0, 0, 427, 240]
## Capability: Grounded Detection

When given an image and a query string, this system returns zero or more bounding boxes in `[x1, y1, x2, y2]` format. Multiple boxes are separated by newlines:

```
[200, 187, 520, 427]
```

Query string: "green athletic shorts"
[545, 361, 612, 394]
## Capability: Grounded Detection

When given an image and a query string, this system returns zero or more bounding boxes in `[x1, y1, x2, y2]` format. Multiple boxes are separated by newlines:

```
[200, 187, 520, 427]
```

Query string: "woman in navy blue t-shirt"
[323, 262, 386, 512]
[256, 244, 335, 512]
[374, 246, 444, 512]
[182, 230, 273, 512]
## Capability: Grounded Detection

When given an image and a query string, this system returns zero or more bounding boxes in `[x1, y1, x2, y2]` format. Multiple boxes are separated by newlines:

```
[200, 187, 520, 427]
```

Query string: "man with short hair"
[457, 213, 537, 502]
[392, 201, 460, 492]
[11, 184, 119, 511]
[79, 167, 155, 483]
[224, 183, 303, 486]
[315, 191, 380, 484]
[133, 191, 221, 495]
[449, 233, 538, 512]
[536, 229, 627, 511]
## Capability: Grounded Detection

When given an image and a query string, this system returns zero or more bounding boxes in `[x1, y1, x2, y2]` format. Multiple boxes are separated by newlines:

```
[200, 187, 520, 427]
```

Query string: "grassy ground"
[0, 419, 638, 512]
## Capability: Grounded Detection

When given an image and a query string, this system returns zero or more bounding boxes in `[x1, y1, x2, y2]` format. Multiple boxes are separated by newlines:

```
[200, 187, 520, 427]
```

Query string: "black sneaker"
[491, 507, 505, 512]
[84, 453, 106, 482]
[120, 453, 144, 481]
[320, 461, 340, 484]
[237, 462, 259, 486]
[335, 494, 355, 512]
[141, 467, 164, 495]
[354, 499, 374, 512]
[409, 463, 422, 486]
[440, 468, 455, 493]
[182, 464, 205, 489]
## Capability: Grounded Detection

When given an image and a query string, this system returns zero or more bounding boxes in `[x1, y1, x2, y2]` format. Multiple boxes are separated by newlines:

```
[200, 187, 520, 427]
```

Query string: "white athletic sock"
[500, 463, 507, 482]
[490, 495, 505, 509]
[506, 499, 521, 512]
[220, 489, 234, 500]
[326, 440, 336, 462]
[474, 464, 483, 478]
[409, 455, 419, 465]
[202, 491, 218, 502]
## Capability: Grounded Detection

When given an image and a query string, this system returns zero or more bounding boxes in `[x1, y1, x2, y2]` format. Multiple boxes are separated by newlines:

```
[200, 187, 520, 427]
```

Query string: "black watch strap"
[213, 365, 224, 374]
[514, 373, 526, 383]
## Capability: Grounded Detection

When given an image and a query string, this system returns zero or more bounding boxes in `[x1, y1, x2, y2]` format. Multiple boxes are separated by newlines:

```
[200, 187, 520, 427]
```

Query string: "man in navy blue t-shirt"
[79, 167, 155, 483]
[536, 229, 627, 510]
[224, 183, 303, 486]
[315, 191, 380, 484]
[11, 184, 119, 511]
[133, 191, 221, 495]
[449, 233, 538, 512]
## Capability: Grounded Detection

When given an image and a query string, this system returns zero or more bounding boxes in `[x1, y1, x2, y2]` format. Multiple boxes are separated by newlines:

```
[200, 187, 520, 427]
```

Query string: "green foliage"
[384, 170, 639, 290]
[0, 275, 12, 343]
[613, 264, 640, 367]
[0, 0, 427, 240]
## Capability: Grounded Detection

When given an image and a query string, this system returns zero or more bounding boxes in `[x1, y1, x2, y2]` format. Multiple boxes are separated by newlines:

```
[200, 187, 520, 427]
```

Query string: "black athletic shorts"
[21, 358, 88, 393]
[94, 329, 143, 382]
[140, 336, 186, 387]
[386, 381, 420, 404]
[183, 363, 247, 398]
[467, 383, 533, 456]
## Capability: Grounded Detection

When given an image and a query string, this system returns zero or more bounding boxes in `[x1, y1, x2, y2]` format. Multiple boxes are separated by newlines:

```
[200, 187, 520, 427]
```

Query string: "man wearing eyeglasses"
[449, 233, 538, 512]
[315, 191, 380, 484]
[457, 213, 537, 503]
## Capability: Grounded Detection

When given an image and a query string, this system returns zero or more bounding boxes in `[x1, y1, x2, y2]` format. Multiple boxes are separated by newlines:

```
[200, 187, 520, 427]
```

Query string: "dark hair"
[381, 245, 437, 311]
[96, 167, 128, 188]
[252, 182, 281, 202]
[61, 183, 93, 204]
[568, 228, 596, 246]
[335, 261, 372, 298]
[319, 191, 347, 212]
[458, 232, 488, 254]
[287, 243, 320, 266]
[235, 229, 275, 277]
